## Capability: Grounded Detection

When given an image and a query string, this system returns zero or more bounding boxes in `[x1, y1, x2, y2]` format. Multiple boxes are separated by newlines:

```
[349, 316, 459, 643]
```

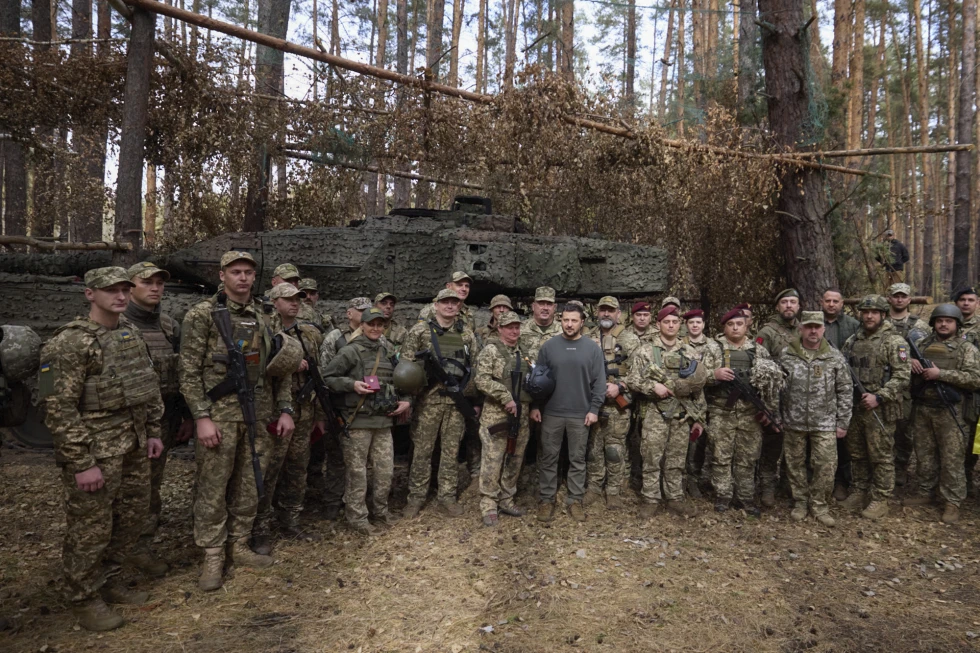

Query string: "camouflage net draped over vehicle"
[0, 42, 782, 312]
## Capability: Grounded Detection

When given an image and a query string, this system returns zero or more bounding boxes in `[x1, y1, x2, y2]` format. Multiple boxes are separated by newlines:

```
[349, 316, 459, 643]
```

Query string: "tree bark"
[912, 0, 932, 294]
[1, 0, 27, 239]
[475, 0, 486, 92]
[758, 0, 838, 305]
[846, 0, 864, 150]
[425, 0, 445, 79]
[30, 0, 57, 238]
[559, 0, 573, 80]
[114, 7, 156, 264]
[624, 0, 636, 111]
[70, 0, 106, 242]
[676, 0, 686, 136]
[144, 165, 157, 247]
[394, 0, 410, 206]
[503, 0, 517, 87]
[737, 0, 758, 108]
[831, 0, 850, 86]
[448, 0, 463, 86]
[953, 0, 975, 290]
[658, 0, 677, 120]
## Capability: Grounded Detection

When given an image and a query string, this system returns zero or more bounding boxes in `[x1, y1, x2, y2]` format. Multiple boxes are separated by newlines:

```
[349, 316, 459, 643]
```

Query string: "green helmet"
[929, 303, 963, 327]
[0, 325, 41, 383]
[857, 294, 889, 313]
[265, 332, 304, 378]
[393, 359, 426, 394]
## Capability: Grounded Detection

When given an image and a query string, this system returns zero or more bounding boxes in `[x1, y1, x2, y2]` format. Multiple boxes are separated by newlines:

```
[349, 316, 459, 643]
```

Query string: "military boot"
[605, 493, 624, 511]
[832, 483, 848, 502]
[583, 489, 603, 507]
[942, 503, 960, 525]
[252, 533, 273, 556]
[72, 598, 124, 632]
[498, 502, 526, 517]
[790, 502, 807, 522]
[860, 500, 889, 520]
[840, 491, 868, 513]
[100, 584, 148, 605]
[666, 499, 696, 517]
[567, 501, 586, 522]
[811, 509, 836, 527]
[228, 540, 274, 568]
[322, 504, 343, 521]
[125, 547, 169, 578]
[638, 502, 661, 520]
[536, 501, 556, 522]
[685, 477, 703, 500]
[714, 497, 731, 513]
[760, 486, 776, 508]
[438, 498, 464, 518]
[401, 498, 424, 520]
[199, 547, 225, 592]
[348, 520, 378, 536]
[482, 512, 499, 527]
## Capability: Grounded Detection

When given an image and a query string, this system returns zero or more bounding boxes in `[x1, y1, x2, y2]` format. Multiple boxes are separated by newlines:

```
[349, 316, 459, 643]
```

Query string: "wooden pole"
[0, 235, 133, 251]
[785, 144, 974, 158]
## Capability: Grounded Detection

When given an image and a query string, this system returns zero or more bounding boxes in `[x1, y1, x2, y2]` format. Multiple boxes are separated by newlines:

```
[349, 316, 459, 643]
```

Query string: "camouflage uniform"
[623, 323, 658, 345]
[909, 333, 980, 506]
[254, 321, 323, 536]
[418, 302, 477, 333]
[683, 334, 723, 492]
[474, 337, 530, 516]
[384, 319, 409, 351]
[841, 321, 911, 501]
[755, 316, 799, 498]
[322, 334, 406, 527]
[401, 318, 479, 504]
[519, 319, 562, 363]
[626, 336, 706, 504]
[961, 313, 980, 489]
[122, 300, 183, 534]
[777, 337, 853, 515]
[40, 314, 164, 603]
[179, 294, 291, 549]
[888, 313, 928, 475]
[586, 325, 640, 497]
[703, 338, 772, 503]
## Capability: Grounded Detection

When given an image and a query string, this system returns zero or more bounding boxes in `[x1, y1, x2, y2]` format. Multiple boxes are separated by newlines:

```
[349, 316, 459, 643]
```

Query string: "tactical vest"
[493, 341, 531, 403]
[140, 317, 180, 397]
[848, 336, 890, 392]
[430, 322, 469, 383]
[911, 339, 962, 404]
[214, 308, 264, 387]
[339, 342, 398, 419]
[598, 327, 629, 382]
[705, 346, 754, 406]
[888, 316, 920, 338]
[59, 321, 159, 412]
[289, 325, 319, 402]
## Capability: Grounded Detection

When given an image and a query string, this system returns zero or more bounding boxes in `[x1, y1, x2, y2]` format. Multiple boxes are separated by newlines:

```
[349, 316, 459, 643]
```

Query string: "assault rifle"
[846, 365, 886, 431]
[289, 324, 347, 438]
[906, 337, 969, 439]
[725, 374, 781, 434]
[207, 292, 265, 499]
[507, 350, 522, 455]
[415, 348, 479, 423]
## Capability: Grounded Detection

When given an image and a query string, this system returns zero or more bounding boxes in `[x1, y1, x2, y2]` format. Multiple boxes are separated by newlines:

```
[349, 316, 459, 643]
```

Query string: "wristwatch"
[874, 394, 883, 406]
[280, 406, 295, 416]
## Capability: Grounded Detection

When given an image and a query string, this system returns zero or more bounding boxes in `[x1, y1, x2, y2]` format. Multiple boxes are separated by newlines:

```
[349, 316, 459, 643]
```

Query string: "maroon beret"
[632, 301, 651, 314]
[657, 305, 679, 322]
[682, 309, 704, 320]
[733, 302, 752, 311]
[721, 308, 747, 325]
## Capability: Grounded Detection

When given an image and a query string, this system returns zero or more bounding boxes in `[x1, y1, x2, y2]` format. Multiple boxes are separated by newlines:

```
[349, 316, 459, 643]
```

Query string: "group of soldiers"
[38, 250, 980, 633]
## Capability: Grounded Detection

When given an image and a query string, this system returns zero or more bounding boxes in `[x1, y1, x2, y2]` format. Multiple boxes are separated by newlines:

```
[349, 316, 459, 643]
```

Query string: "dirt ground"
[2, 441, 980, 653]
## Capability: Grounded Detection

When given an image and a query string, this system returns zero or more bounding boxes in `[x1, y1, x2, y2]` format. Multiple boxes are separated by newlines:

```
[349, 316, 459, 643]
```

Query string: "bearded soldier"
[401, 289, 480, 518]
[374, 291, 408, 351]
[298, 278, 336, 332]
[681, 309, 722, 499]
[626, 306, 707, 518]
[322, 308, 412, 534]
[180, 252, 296, 591]
[123, 262, 190, 565]
[583, 296, 640, 509]
[478, 295, 516, 345]
[840, 295, 911, 520]
[777, 312, 852, 527]
[40, 267, 165, 631]
[902, 305, 980, 524]
[474, 311, 530, 526]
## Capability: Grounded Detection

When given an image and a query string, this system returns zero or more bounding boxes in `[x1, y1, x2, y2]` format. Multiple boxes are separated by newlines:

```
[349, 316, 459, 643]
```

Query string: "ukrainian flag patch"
[40, 363, 51, 374]
[121, 330, 133, 340]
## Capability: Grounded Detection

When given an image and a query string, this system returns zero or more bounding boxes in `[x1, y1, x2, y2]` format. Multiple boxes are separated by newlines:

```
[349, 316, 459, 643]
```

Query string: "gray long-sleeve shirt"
[536, 334, 606, 418]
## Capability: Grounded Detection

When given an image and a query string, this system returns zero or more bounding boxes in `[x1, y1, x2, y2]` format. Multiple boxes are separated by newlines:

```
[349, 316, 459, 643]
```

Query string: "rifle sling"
[206, 377, 238, 402]
[349, 348, 382, 426]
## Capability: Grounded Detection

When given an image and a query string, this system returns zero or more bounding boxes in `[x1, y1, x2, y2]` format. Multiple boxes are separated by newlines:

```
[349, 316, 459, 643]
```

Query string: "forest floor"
[2, 441, 980, 653]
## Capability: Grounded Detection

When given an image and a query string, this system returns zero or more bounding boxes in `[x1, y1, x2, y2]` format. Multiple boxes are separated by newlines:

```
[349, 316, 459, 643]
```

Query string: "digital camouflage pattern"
[341, 427, 394, 525]
[755, 316, 797, 496]
[384, 319, 409, 351]
[887, 313, 926, 339]
[777, 337, 853, 433]
[319, 323, 359, 367]
[519, 319, 563, 362]
[783, 429, 837, 514]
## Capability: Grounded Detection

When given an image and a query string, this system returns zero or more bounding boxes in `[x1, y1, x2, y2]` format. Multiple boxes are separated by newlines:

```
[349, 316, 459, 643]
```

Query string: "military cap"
[434, 288, 461, 302]
[361, 307, 387, 323]
[298, 278, 318, 291]
[632, 301, 651, 314]
[799, 311, 824, 326]
[534, 287, 556, 302]
[775, 288, 800, 302]
[273, 263, 301, 280]
[888, 283, 911, 297]
[661, 296, 681, 308]
[657, 305, 678, 321]
[450, 271, 472, 283]
[953, 286, 978, 302]
[489, 294, 513, 310]
[598, 296, 620, 309]
[857, 294, 889, 312]
[127, 261, 170, 281]
[720, 308, 747, 325]
[565, 300, 585, 308]
[220, 251, 256, 269]
[85, 266, 135, 290]
[269, 282, 306, 300]
[374, 291, 397, 303]
[497, 311, 522, 327]
[682, 309, 704, 320]
[348, 296, 372, 310]
[733, 302, 752, 312]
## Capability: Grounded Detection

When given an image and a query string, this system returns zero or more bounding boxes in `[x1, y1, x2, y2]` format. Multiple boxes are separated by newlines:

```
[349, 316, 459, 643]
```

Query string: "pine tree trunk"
[448, 0, 463, 86]
[846, 0, 864, 150]
[559, 0, 573, 80]
[426, 0, 445, 78]
[912, 0, 932, 295]
[504, 0, 517, 87]
[144, 165, 157, 247]
[70, 0, 106, 242]
[1, 0, 27, 239]
[758, 0, 838, 305]
[737, 0, 758, 108]
[625, 0, 636, 111]
[394, 0, 411, 206]
[831, 0, 850, 85]
[475, 0, 486, 91]
[676, 0, 686, 136]
[953, 0, 976, 290]
[31, 0, 56, 238]
[658, 0, 677, 120]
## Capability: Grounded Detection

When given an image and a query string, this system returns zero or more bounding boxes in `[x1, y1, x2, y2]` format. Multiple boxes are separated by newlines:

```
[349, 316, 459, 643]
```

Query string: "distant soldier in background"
[298, 278, 336, 332]
[885, 282, 926, 487]
[374, 291, 408, 351]
[821, 287, 860, 502]
[624, 301, 656, 343]
[268, 263, 320, 327]
[40, 267, 165, 631]
[953, 287, 980, 495]
[477, 294, 516, 345]
[418, 271, 477, 332]
[681, 309, 721, 499]
[876, 229, 910, 287]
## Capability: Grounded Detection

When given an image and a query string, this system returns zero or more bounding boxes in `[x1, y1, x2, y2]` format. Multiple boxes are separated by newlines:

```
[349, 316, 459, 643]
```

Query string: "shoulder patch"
[755, 336, 765, 345]
[898, 345, 908, 362]
[120, 330, 134, 340]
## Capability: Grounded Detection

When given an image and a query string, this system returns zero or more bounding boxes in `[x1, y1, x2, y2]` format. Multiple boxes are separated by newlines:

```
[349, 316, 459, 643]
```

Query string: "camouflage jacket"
[910, 333, 980, 405]
[41, 317, 164, 473]
[122, 301, 181, 400]
[179, 294, 292, 422]
[756, 317, 799, 357]
[625, 336, 706, 422]
[272, 317, 325, 420]
[961, 314, 979, 346]
[322, 334, 407, 428]
[777, 337, 853, 432]
[623, 323, 658, 344]
[401, 319, 479, 404]
[683, 334, 723, 370]
[320, 323, 360, 367]
[887, 313, 927, 340]
[384, 318, 409, 351]
[417, 302, 477, 333]
[474, 339, 529, 429]
[842, 321, 911, 416]
[519, 319, 562, 362]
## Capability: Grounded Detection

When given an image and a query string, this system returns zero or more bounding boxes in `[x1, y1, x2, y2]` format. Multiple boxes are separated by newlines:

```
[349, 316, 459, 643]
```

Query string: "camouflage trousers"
[911, 404, 969, 507]
[783, 430, 837, 514]
[408, 399, 465, 502]
[846, 408, 896, 501]
[193, 420, 270, 548]
[640, 413, 691, 503]
[894, 399, 914, 470]
[255, 413, 314, 535]
[478, 406, 530, 516]
[686, 431, 708, 485]
[586, 406, 631, 496]
[307, 428, 346, 509]
[758, 430, 784, 494]
[708, 406, 763, 501]
[146, 403, 184, 536]
[342, 427, 394, 525]
[61, 444, 149, 603]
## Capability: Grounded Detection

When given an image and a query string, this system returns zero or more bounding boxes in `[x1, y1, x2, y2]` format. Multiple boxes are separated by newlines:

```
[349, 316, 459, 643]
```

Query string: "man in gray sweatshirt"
[532, 303, 606, 522]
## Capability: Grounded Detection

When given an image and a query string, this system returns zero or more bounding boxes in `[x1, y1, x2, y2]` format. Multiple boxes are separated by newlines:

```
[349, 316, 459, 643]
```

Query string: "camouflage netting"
[0, 41, 783, 313]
